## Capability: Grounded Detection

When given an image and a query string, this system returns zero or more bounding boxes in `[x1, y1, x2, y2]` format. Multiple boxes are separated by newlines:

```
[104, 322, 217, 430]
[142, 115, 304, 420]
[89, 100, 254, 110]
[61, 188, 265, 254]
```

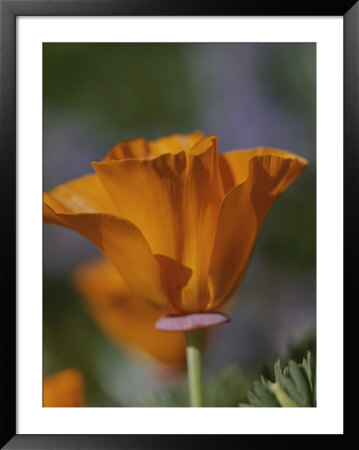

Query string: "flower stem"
[183, 329, 204, 407]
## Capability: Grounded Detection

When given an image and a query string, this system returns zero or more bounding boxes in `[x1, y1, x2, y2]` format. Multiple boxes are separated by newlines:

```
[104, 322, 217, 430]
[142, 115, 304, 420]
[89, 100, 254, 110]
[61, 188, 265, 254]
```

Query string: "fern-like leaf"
[240, 351, 315, 407]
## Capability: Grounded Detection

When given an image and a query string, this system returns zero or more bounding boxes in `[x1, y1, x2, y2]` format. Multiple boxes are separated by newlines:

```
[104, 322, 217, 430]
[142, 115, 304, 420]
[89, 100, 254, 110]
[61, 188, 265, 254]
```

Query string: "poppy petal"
[208, 151, 308, 309]
[74, 259, 186, 366]
[148, 131, 204, 158]
[43, 369, 84, 407]
[104, 137, 149, 161]
[219, 148, 309, 194]
[46, 212, 170, 307]
[93, 137, 224, 312]
[103, 131, 204, 161]
[43, 174, 117, 219]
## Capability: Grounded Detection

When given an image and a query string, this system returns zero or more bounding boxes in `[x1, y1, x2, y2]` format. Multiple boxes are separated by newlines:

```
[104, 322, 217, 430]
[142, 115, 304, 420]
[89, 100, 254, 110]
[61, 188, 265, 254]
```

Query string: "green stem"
[184, 329, 204, 407]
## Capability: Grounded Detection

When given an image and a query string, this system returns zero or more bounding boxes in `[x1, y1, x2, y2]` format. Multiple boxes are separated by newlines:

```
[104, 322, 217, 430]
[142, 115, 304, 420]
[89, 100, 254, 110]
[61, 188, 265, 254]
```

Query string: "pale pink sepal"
[155, 312, 230, 332]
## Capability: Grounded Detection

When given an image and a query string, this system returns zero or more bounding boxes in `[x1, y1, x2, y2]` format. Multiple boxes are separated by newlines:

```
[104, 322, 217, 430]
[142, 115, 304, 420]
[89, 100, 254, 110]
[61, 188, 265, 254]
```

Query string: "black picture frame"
[1, 1, 356, 448]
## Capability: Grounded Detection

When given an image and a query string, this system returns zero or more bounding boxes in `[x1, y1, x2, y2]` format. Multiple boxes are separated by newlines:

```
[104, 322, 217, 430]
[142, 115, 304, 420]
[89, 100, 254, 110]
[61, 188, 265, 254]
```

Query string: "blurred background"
[43, 43, 316, 406]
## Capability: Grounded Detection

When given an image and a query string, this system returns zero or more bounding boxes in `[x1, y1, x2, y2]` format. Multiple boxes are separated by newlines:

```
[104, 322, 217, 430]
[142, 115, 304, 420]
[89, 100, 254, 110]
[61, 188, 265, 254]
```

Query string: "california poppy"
[73, 257, 186, 366]
[43, 368, 84, 407]
[44, 132, 308, 321]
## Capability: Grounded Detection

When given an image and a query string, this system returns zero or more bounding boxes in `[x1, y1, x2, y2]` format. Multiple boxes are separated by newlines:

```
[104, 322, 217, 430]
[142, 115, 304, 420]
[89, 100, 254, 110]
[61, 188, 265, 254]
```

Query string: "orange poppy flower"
[43, 369, 84, 407]
[44, 132, 308, 320]
[73, 257, 186, 366]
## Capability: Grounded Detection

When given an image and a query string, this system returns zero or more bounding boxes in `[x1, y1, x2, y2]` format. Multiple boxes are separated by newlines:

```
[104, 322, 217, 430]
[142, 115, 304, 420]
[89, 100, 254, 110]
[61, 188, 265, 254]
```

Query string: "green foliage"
[43, 276, 120, 406]
[257, 174, 316, 270]
[138, 365, 250, 407]
[204, 365, 250, 407]
[241, 351, 315, 407]
[43, 43, 198, 133]
[259, 43, 316, 127]
[286, 332, 316, 365]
